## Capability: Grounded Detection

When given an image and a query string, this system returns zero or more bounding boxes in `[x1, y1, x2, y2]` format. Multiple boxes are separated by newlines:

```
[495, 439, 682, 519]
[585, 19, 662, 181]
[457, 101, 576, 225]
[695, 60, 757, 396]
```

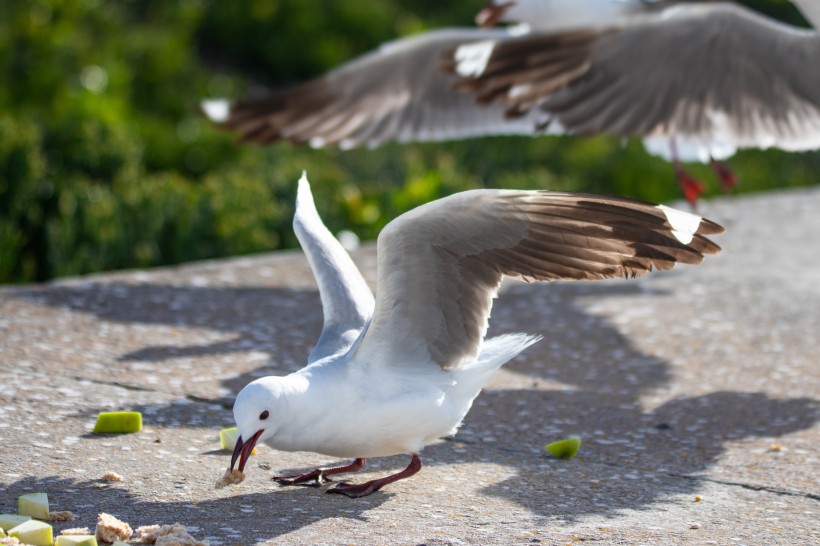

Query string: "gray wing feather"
[293, 174, 375, 363]
[351, 189, 723, 371]
[222, 28, 550, 148]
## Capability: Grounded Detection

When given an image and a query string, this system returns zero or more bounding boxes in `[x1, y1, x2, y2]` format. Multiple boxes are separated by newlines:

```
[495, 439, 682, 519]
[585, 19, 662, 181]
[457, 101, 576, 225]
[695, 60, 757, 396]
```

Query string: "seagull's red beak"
[230, 429, 263, 472]
[476, 1, 516, 28]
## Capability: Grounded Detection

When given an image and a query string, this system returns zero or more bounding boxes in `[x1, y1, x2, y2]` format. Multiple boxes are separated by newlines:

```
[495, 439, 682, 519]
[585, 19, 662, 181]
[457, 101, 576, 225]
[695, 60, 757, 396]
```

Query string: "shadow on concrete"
[11, 278, 819, 524]
[0, 475, 388, 543]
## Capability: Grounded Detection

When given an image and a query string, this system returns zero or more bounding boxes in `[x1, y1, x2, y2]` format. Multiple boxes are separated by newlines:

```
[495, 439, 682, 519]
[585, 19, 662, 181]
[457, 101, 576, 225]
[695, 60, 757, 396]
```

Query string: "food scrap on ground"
[102, 471, 123, 482]
[6, 519, 53, 546]
[60, 527, 92, 536]
[93, 411, 143, 434]
[136, 523, 208, 546]
[214, 468, 245, 489]
[17, 493, 49, 520]
[94, 513, 133, 543]
[54, 535, 98, 546]
[49, 511, 75, 522]
[545, 436, 582, 459]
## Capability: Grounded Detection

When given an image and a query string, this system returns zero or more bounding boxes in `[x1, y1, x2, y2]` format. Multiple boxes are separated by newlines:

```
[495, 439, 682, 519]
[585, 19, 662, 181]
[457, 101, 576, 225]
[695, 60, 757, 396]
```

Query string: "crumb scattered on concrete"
[694, 495, 703, 502]
[0, 537, 21, 546]
[95, 512, 133, 543]
[214, 468, 244, 489]
[61, 527, 92, 535]
[136, 524, 208, 546]
[103, 471, 123, 481]
[49, 511, 75, 522]
[769, 443, 783, 452]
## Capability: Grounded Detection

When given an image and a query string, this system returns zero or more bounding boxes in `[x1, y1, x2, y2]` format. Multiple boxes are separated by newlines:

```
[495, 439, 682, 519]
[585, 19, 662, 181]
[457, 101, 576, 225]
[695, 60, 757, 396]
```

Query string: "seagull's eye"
[259, 410, 269, 421]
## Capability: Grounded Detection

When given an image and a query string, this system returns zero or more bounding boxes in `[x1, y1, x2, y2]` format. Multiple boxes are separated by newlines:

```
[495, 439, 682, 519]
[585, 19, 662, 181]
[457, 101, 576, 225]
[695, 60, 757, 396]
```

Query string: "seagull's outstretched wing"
[351, 189, 723, 371]
[218, 28, 551, 149]
[451, 3, 820, 160]
[294, 174, 375, 363]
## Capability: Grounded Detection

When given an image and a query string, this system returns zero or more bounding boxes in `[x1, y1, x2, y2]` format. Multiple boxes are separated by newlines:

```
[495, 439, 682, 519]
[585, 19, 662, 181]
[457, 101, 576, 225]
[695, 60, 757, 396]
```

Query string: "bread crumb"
[103, 471, 124, 482]
[49, 510, 75, 522]
[0, 537, 21, 546]
[769, 443, 783, 452]
[214, 468, 244, 489]
[95, 512, 133, 543]
[136, 524, 208, 546]
[689, 523, 701, 529]
[61, 527, 92, 535]
[694, 495, 703, 502]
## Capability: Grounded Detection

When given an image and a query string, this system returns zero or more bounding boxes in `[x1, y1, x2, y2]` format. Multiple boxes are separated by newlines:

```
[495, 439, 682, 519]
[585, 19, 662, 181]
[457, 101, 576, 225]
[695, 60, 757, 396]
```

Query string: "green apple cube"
[219, 427, 256, 454]
[93, 411, 143, 433]
[55, 535, 99, 546]
[8, 519, 53, 546]
[545, 437, 582, 459]
[0, 514, 31, 531]
[18, 492, 49, 520]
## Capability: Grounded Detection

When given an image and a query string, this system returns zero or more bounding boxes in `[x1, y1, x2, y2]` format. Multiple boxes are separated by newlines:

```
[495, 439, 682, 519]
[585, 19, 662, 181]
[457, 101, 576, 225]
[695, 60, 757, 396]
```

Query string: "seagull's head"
[229, 377, 288, 473]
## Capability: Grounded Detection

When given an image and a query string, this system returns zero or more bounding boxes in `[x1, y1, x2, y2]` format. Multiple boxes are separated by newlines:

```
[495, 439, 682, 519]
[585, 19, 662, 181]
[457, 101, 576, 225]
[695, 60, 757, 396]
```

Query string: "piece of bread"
[214, 468, 244, 489]
[136, 524, 208, 546]
[95, 513, 133, 543]
[49, 511, 75, 522]
[60, 527, 92, 535]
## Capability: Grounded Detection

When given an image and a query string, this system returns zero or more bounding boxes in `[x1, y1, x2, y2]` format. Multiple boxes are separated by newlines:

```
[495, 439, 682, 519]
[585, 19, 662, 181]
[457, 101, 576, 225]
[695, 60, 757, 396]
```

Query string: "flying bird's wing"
[451, 3, 820, 160]
[294, 174, 375, 363]
[219, 28, 552, 148]
[350, 189, 723, 371]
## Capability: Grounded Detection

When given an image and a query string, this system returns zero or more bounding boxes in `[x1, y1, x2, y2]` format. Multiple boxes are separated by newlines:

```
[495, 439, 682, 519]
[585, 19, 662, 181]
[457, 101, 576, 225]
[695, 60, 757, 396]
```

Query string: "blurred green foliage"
[0, 0, 817, 283]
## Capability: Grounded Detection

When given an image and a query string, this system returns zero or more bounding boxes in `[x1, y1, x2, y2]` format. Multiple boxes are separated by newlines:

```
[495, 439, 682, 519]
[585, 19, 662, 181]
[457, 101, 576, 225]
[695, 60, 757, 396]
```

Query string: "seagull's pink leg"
[274, 458, 366, 486]
[327, 454, 422, 498]
[710, 158, 738, 193]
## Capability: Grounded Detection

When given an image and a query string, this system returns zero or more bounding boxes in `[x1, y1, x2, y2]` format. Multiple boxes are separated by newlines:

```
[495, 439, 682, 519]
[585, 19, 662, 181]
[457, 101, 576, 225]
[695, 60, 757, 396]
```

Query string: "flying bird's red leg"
[327, 454, 422, 498]
[673, 164, 706, 208]
[668, 139, 705, 207]
[274, 458, 366, 486]
[710, 158, 738, 193]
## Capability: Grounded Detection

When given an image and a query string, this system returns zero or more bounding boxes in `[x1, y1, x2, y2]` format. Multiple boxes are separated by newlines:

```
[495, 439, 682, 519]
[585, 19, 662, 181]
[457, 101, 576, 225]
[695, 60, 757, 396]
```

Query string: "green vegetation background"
[1, 0, 816, 283]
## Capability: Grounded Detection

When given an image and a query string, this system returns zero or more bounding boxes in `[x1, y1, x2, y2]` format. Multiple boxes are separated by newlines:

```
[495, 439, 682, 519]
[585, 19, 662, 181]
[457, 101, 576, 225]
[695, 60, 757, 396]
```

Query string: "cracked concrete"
[1, 188, 818, 545]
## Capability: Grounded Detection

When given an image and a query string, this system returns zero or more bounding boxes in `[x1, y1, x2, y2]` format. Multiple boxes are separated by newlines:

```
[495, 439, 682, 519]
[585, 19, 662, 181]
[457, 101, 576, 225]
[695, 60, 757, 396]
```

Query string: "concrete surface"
[1, 188, 818, 545]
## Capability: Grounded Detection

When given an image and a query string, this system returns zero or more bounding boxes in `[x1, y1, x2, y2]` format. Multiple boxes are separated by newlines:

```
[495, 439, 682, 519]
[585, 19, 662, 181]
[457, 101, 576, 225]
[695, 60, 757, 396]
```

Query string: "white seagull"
[228, 172, 723, 498]
[452, 0, 820, 203]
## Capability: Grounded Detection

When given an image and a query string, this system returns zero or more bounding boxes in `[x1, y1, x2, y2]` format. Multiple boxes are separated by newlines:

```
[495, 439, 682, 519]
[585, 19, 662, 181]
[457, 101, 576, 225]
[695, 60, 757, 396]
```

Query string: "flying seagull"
[450, 0, 820, 203]
[203, 2, 656, 148]
[228, 172, 723, 498]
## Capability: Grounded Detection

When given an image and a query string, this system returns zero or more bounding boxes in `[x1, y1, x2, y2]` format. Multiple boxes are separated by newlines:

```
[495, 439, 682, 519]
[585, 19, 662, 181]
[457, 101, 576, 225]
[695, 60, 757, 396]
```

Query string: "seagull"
[228, 172, 723, 498]
[450, 0, 820, 204]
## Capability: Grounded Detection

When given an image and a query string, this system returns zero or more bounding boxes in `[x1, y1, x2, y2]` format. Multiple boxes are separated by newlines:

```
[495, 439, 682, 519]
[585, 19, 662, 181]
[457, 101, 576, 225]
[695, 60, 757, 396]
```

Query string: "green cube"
[219, 427, 256, 454]
[93, 411, 143, 433]
[18, 492, 49, 520]
[55, 535, 99, 546]
[0, 513, 32, 530]
[545, 437, 582, 459]
[8, 519, 53, 546]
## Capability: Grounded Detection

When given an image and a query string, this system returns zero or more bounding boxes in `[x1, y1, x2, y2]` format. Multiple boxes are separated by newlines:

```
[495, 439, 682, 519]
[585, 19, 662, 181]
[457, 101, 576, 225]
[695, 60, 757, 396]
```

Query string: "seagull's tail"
[458, 333, 542, 382]
[444, 333, 541, 437]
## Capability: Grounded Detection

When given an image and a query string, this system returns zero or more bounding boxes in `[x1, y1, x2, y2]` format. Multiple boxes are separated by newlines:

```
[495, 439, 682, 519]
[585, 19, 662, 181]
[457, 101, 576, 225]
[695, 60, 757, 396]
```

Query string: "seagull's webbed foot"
[326, 454, 422, 498]
[710, 158, 738, 193]
[673, 163, 706, 208]
[274, 458, 365, 487]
